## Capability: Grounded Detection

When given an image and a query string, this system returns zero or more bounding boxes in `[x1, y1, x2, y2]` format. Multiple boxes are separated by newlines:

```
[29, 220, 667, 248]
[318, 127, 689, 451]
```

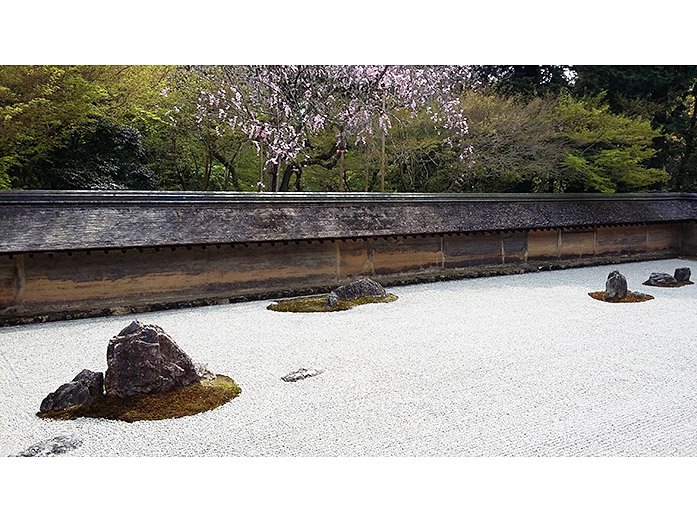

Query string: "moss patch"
[588, 291, 654, 303]
[37, 374, 240, 422]
[643, 280, 694, 288]
[268, 293, 398, 313]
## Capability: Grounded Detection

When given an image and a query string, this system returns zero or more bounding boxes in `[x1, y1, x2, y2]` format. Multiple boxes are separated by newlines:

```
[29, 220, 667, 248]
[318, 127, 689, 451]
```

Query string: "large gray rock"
[674, 267, 691, 282]
[39, 369, 104, 412]
[643, 272, 677, 286]
[12, 435, 82, 457]
[605, 271, 628, 299]
[105, 320, 200, 398]
[327, 277, 387, 306]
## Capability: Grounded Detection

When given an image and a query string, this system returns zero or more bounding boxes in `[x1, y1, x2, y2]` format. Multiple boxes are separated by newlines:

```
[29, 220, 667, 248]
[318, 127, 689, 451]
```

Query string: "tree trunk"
[258, 145, 265, 192]
[266, 161, 278, 192]
[294, 165, 303, 191]
[364, 142, 371, 192]
[677, 82, 697, 190]
[203, 146, 212, 190]
[380, 93, 386, 192]
[279, 163, 296, 192]
[338, 150, 345, 191]
[171, 134, 188, 190]
[275, 161, 283, 191]
[210, 147, 241, 191]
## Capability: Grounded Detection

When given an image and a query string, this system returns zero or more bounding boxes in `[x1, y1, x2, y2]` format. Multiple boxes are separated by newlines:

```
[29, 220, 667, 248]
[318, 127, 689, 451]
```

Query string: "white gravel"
[1, 258, 696, 457]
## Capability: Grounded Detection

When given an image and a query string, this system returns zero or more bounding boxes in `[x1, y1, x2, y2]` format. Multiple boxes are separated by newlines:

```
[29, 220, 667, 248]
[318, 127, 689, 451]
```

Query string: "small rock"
[674, 267, 691, 282]
[605, 271, 628, 299]
[195, 362, 215, 381]
[12, 435, 82, 457]
[105, 320, 200, 398]
[643, 272, 677, 286]
[281, 368, 324, 382]
[326, 292, 339, 307]
[39, 369, 104, 412]
[326, 277, 387, 306]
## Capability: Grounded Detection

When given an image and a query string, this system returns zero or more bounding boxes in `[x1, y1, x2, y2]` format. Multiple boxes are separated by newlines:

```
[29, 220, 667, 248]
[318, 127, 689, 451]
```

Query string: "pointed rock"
[105, 321, 199, 398]
[605, 271, 628, 299]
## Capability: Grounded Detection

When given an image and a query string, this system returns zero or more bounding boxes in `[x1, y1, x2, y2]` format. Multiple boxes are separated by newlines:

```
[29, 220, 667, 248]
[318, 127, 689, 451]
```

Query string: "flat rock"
[643, 272, 678, 286]
[674, 267, 691, 282]
[105, 320, 200, 398]
[12, 435, 82, 457]
[281, 368, 325, 382]
[39, 369, 104, 412]
[605, 271, 628, 299]
[327, 277, 387, 306]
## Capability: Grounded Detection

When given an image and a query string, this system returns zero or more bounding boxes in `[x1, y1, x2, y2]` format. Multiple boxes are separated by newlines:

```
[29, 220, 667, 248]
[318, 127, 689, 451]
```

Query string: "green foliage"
[0, 65, 172, 189]
[573, 66, 697, 190]
[574, 66, 697, 117]
[386, 109, 462, 192]
[36, 118, 157, 189]
[562, 155, 614, 193]
[554, 94, 669, 192]
[470, 65, 574, 97]
[0, 65, 690, 193]
[299, 90, 670, 194]
[0, 66, 106, 187]
[455, 91, 565, 192]
[0, 164, 11, 189]
[142, 67, 260, 191]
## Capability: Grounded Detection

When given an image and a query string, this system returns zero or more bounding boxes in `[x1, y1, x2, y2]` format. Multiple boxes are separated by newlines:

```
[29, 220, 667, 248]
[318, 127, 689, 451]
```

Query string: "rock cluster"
[326, 277, 387, 307]
[605, 271, 628, 300]
[643, 267, 692, 287]
[39, 320, 204, 414]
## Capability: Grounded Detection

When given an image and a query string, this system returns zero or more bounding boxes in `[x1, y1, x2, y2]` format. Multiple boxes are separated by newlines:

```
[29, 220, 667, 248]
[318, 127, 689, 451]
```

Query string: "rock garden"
[37, 320, 240, 422]
[3, 260, 696, 457]
[588, 265, 692, 303]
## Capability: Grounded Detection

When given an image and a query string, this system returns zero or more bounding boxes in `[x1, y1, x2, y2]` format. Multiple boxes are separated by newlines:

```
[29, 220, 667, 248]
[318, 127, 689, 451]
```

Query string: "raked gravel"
[1, 259, 696, 457]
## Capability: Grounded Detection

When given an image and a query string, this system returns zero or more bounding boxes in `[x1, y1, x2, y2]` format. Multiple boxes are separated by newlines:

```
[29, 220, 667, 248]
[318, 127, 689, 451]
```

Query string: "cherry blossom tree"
[195, 65, 472, 191]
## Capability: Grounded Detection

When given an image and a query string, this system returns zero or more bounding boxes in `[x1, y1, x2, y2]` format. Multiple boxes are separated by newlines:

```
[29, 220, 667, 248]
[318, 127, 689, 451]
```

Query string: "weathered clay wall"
[0, 222, 689, 325]
[682, 222, 697, 254]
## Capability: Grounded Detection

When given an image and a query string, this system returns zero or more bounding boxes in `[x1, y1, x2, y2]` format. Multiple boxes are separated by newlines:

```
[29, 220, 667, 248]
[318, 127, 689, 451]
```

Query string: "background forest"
[1, 65, 696, 193]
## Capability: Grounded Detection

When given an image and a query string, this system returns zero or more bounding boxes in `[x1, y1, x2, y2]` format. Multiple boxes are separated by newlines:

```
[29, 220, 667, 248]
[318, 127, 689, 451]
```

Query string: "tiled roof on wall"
[1, 191, 696, 254]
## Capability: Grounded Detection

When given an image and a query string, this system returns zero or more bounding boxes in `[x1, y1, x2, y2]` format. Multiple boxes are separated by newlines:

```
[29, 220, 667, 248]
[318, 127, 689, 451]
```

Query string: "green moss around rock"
[37, 374, 241, 422]
[588, 291, 654, 303]
[268, 293, 398, 313]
